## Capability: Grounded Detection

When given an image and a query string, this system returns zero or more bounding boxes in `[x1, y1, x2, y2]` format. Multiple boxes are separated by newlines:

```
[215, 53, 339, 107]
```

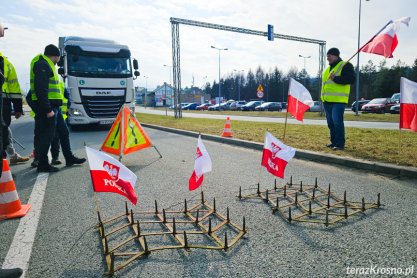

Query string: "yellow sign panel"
[257, 84, 263, 92]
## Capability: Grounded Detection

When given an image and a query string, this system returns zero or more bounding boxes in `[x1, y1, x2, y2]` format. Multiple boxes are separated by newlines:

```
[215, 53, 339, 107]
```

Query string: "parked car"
[208, 104, 221, 111]
[255, 102, 282, 111]
[390, 104, 400, 114]
[361, 98, 396, 114]
[391, 93, 400, 103]
[229, 101, 247, 111]
[351, 100, 370, 112]
[307, 101, 323, 112]
[219, 102, 231, 110]
[182, 103, 198, 110]
[281, 102, 287, 109]
[196, 103, 212, 110]
[169, 103, 191, 110]
[241, 101, 263, 111]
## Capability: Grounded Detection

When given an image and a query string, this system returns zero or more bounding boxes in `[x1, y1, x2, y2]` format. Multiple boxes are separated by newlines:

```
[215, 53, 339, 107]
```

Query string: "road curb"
[142, 123, 417, 179]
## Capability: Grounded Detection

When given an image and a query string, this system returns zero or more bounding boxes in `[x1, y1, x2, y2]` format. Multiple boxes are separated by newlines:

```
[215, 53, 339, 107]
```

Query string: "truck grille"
[81, 96, 125, 118]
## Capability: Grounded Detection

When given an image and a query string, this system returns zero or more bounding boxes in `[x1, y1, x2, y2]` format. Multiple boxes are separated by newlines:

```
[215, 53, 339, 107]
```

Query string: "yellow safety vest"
[321, 61, 351, 104]
[30, 81, 67, 119]
[30, 54, 62, 101]
[0, 52, 22, 98]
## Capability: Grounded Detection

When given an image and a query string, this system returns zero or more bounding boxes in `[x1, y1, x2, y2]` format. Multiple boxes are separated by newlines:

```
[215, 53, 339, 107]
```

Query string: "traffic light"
[267, 24, 274, 41]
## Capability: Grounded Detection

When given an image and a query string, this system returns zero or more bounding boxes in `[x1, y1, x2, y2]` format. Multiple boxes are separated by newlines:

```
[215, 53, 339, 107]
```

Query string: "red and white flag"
[361, 17, 411, 58]
[189, 135, 212, 191]
[287, 78, 314, 122]
[85, 146, 138, 205]
[261, 132, 296, 179]
[400, 77, 417, 132]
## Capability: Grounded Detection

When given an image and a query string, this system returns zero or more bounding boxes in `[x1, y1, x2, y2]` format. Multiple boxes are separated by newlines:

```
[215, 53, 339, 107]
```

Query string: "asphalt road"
[1, 115, 416, 277]
[136, 106, 399, 130]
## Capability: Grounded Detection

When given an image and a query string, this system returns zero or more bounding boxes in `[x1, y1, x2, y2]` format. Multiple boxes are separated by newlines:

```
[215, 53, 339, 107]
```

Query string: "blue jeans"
[323, 102, 346, 148]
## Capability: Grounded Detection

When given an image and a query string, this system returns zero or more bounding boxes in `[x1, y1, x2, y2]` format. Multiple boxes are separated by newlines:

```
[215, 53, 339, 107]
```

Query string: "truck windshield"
[67, 54, 132, 78]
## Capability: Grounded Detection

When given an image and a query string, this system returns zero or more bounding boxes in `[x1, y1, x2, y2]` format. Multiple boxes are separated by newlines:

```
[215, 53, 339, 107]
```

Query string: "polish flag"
[287, 78, 314, 121]
[361, 17, 411, 58]
[400, 77, 417, 132]
[261, 132, 296, 179]
[189, 135, 212, 191]
[85, 146, 138, 205]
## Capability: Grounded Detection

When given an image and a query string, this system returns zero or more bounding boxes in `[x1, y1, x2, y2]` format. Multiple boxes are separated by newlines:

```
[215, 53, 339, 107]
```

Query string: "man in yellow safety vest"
[321, 48, 355, 151]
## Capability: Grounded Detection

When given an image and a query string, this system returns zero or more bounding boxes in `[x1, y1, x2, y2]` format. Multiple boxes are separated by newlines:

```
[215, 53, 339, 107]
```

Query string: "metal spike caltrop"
[96, 194, 246, 275]
[238, 176, 382, 226]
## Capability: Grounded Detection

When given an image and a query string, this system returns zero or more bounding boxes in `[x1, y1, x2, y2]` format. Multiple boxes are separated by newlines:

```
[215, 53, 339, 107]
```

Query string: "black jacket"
[33, 57, 62, 114]
[329, 57, 356, 85]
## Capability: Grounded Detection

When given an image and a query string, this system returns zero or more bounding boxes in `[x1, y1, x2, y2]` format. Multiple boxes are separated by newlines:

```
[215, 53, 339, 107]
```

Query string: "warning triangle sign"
[101, 105, 152, 156]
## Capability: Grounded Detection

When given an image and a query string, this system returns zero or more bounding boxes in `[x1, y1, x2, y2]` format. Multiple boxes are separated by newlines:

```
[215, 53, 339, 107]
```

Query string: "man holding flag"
[321, 48, 355, 151]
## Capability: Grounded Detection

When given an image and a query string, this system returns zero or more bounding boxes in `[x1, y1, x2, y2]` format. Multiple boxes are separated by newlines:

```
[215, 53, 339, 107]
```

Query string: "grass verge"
[137, 113, 417, 168]
[151, 108, 400, 122]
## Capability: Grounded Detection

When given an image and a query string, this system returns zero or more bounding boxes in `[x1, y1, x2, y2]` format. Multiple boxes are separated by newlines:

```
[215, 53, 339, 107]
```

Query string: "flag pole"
[398, 128, 402, 165]
[282, 80, 291, 142]
[93, 191, 101, 213]
[120, 105, 125, 161]
[283, 110, 289, 143]
[258, 131, 268, 186]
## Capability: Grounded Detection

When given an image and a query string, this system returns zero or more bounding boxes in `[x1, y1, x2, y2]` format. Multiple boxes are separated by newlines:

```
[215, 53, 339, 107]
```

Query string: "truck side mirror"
[58, 67, 65, 75]
[133, 59, 139, 70]
[134, 71, 140, 77]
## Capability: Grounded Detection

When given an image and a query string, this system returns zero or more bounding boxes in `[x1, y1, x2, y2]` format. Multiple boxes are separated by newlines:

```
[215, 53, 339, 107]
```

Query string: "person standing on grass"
[321, 48, 355, 151]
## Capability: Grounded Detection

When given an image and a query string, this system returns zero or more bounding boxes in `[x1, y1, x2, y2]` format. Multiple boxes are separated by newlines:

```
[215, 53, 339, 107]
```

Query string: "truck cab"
[58, 36, 139, 127]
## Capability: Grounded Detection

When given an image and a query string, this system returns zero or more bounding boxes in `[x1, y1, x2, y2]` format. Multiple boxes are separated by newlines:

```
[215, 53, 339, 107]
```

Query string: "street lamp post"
[298, 54, 311, 72]
[163, 64, 173, 86]
[211, 45, 228, 104]
[355, 0, 370, 115]
[233, 69, 244, 101]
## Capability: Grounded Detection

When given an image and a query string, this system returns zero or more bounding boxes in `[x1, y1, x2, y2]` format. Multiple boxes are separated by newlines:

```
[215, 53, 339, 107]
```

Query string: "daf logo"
[96, 91, 111, 95]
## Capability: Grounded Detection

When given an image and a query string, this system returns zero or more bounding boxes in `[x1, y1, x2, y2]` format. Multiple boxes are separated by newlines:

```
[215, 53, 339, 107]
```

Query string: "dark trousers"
[51, 108, 72, 160]
[2, 98, 12, 127]
[2, 99, 12, 158]
[34, 111, 56, 167]
[323, 102, 346, 148]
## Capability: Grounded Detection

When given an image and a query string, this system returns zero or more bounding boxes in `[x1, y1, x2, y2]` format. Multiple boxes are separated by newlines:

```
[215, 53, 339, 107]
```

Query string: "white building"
[154, 83, 174, 107]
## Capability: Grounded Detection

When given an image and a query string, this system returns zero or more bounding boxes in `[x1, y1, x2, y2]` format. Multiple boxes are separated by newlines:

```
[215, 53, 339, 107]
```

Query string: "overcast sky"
[1, 0, 416, 91]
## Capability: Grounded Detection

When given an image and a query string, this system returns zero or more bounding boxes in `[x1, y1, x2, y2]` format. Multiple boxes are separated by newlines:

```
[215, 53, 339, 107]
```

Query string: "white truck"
[58, 36, 139, 128]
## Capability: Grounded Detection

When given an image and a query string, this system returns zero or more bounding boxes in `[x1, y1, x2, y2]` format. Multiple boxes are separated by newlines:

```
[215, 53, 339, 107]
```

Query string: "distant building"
[154, 83, 174, 107]
[135, 86, 146, 104]
[180, 86, 211, 104]
[147, 84, 212, 107]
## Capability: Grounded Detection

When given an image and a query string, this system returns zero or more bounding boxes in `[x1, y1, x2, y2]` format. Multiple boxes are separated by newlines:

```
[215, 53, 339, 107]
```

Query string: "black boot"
[0, 267, 23, 278]
[66, 155, 86, 166]
[37, 164, 60, 173]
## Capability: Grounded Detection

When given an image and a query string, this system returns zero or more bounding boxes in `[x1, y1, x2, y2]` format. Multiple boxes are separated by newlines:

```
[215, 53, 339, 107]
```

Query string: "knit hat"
[327, 48, 340, 57]
[44, 44, 60, 57]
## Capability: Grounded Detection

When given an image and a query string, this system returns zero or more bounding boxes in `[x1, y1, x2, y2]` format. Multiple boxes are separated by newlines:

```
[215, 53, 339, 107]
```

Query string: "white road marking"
[2, 173, 49, 277]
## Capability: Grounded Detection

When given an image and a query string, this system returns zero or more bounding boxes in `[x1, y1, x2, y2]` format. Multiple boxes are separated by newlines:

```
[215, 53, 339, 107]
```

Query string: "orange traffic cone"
[0, 159, 31, 220]
[221, 117, 233, 137]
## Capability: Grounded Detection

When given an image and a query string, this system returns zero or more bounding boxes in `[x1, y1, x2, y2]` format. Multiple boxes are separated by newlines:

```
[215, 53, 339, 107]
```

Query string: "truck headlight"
[69, 108, 84, 117]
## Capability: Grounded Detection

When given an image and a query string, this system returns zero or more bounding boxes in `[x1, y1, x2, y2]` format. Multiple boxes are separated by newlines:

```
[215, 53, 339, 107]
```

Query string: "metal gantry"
[96, 192, 246, 275]
[238, 177, 382, 226]
[170, 17, 327, 118]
